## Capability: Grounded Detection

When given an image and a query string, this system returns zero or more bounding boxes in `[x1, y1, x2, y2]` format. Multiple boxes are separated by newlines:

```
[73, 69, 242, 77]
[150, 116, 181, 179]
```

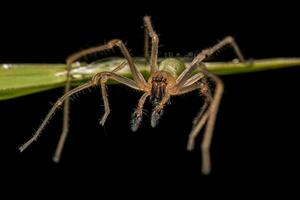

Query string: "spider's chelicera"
[19, 16, 245, 174]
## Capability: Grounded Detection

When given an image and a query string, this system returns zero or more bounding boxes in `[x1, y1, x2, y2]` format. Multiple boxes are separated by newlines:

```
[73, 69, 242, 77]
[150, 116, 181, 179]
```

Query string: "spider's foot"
[187, 138, 195, 151]
[99, 113, 109, 126]
[131, 111, 143, 132]
[201, 147, 211, 175]
[99, 119, 105, 126]
[151, 109, 163, 128]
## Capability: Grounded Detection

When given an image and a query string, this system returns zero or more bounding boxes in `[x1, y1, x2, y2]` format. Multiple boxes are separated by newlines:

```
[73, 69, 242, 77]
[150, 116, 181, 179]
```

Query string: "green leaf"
[1, 57, 300, 101]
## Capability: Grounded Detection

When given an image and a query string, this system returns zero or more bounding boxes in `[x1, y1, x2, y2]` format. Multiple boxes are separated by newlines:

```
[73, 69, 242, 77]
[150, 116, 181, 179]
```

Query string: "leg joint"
[201, 49, 213, 58]
[151, 34, 159, 43]
[92, 72, 111, 85]
[108, 39, 123, 48]
[224, 36, 234, 43]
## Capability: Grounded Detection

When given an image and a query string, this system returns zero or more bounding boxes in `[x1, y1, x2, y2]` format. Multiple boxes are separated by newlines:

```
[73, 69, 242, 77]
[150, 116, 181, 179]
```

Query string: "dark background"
[0, 0, 299, 195]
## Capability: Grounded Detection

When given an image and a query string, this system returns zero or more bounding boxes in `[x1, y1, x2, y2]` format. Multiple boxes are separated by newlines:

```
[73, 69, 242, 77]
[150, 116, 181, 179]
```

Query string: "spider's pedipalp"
[151, 108, 164, 128]
[150, 94, 170, 128]
[131, 111, 143, 132]
[131, 92, 150, 131]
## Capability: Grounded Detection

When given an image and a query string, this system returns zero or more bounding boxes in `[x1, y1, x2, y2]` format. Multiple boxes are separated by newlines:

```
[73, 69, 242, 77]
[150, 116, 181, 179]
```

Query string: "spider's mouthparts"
[150, 83, 167, 105]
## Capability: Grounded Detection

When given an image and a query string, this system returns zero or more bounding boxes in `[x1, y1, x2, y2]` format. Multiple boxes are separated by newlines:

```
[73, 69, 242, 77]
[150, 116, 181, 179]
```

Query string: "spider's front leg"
[91, 72, 142, 125]
[53, 39, 147, 162]
[53, 61, 127, 162]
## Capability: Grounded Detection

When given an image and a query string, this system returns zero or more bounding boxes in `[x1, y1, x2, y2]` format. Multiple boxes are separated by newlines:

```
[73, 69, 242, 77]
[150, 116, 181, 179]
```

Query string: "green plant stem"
[1, 57, 300, 100]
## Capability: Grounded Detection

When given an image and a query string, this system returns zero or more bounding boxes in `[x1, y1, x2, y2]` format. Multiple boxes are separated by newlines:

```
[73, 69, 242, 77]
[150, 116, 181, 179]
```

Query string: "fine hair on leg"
[52, 61, 72, 162]
[171, 61, 224, 174]
[53, 61, 128, 163]
[143, 16, 159, 73]
[199, 67, 224, 175]
[19, 82, 95, 152]
[174, 36, 245, 89]
[51, 39, 146, 162]
[19, 69, 142, 153]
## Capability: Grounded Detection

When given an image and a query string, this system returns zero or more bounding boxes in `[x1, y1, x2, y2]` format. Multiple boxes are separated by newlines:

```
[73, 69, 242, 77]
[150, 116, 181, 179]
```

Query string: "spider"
[19, 16, 245, 174]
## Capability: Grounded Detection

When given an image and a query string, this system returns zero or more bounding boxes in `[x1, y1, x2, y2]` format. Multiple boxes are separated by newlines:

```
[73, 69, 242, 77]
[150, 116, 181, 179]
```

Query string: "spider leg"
[144, 18, 150, 62]
[144, 16, 159, 73]
[66, 39, 146, 86]
[53, 39, 146, 163]
[19, 82, 94, 152]
[183, 73, 205, 87]
[53, 62, 72, 162]
[91, 72, 141, 125]
[131, 92, 150, 132]
[193, 78, 213, 127]
[173, 64, 224, 175]
[53, 61, 127, 162]
[175, 76, 212, 151]
[174, 36, 244, 89]
[198, 67, 224, 175]
[151, 94, 170, 128]
[20, 71, 140, 154]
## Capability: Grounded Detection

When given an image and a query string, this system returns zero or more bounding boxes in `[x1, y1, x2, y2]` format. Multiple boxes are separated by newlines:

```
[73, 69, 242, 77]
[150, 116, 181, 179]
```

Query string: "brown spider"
[19, 16, 245, 174]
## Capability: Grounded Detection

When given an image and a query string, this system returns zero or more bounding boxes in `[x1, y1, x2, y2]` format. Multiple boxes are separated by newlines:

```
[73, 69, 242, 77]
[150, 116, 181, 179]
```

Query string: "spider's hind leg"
[199, 69, 224, 175]
[174, 63, 224, 175]
[190, 67, 224, 175]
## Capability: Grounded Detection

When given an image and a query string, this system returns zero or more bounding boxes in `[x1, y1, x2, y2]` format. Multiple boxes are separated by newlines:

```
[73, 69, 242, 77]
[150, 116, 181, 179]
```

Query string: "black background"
[0, 0, 299, 196]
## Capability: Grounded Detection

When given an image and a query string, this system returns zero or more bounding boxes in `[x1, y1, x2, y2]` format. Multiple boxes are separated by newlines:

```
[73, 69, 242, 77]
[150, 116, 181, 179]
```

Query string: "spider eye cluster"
[152, 75, 167, 83]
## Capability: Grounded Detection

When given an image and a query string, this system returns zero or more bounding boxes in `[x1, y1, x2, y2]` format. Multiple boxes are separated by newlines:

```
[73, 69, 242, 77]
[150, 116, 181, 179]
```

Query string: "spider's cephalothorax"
[144, 58, 185, 127]
[20, 16, 245, 175]
[149, 58, 185, 104]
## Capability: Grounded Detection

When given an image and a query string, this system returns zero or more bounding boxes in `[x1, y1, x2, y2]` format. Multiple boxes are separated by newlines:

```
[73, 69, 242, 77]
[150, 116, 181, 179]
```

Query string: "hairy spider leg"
[19, 82, 94, 152]
[174, 65, 223, 174]
[175, 36, 245, 89]
[53, 39, 148, 162]
[20, 40, 147, 162]
[53, 61, 127, 162]
[19, 70, 141, 154]
[53, 40, 146, 163]
[143, 16, 159, 73]
[198, 67, 224, 175]
[167, 37, 245, 174]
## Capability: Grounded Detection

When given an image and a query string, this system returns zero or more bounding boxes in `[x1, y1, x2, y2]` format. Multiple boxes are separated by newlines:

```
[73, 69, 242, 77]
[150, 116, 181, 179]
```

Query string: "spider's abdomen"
[159, 58, 186, 78]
